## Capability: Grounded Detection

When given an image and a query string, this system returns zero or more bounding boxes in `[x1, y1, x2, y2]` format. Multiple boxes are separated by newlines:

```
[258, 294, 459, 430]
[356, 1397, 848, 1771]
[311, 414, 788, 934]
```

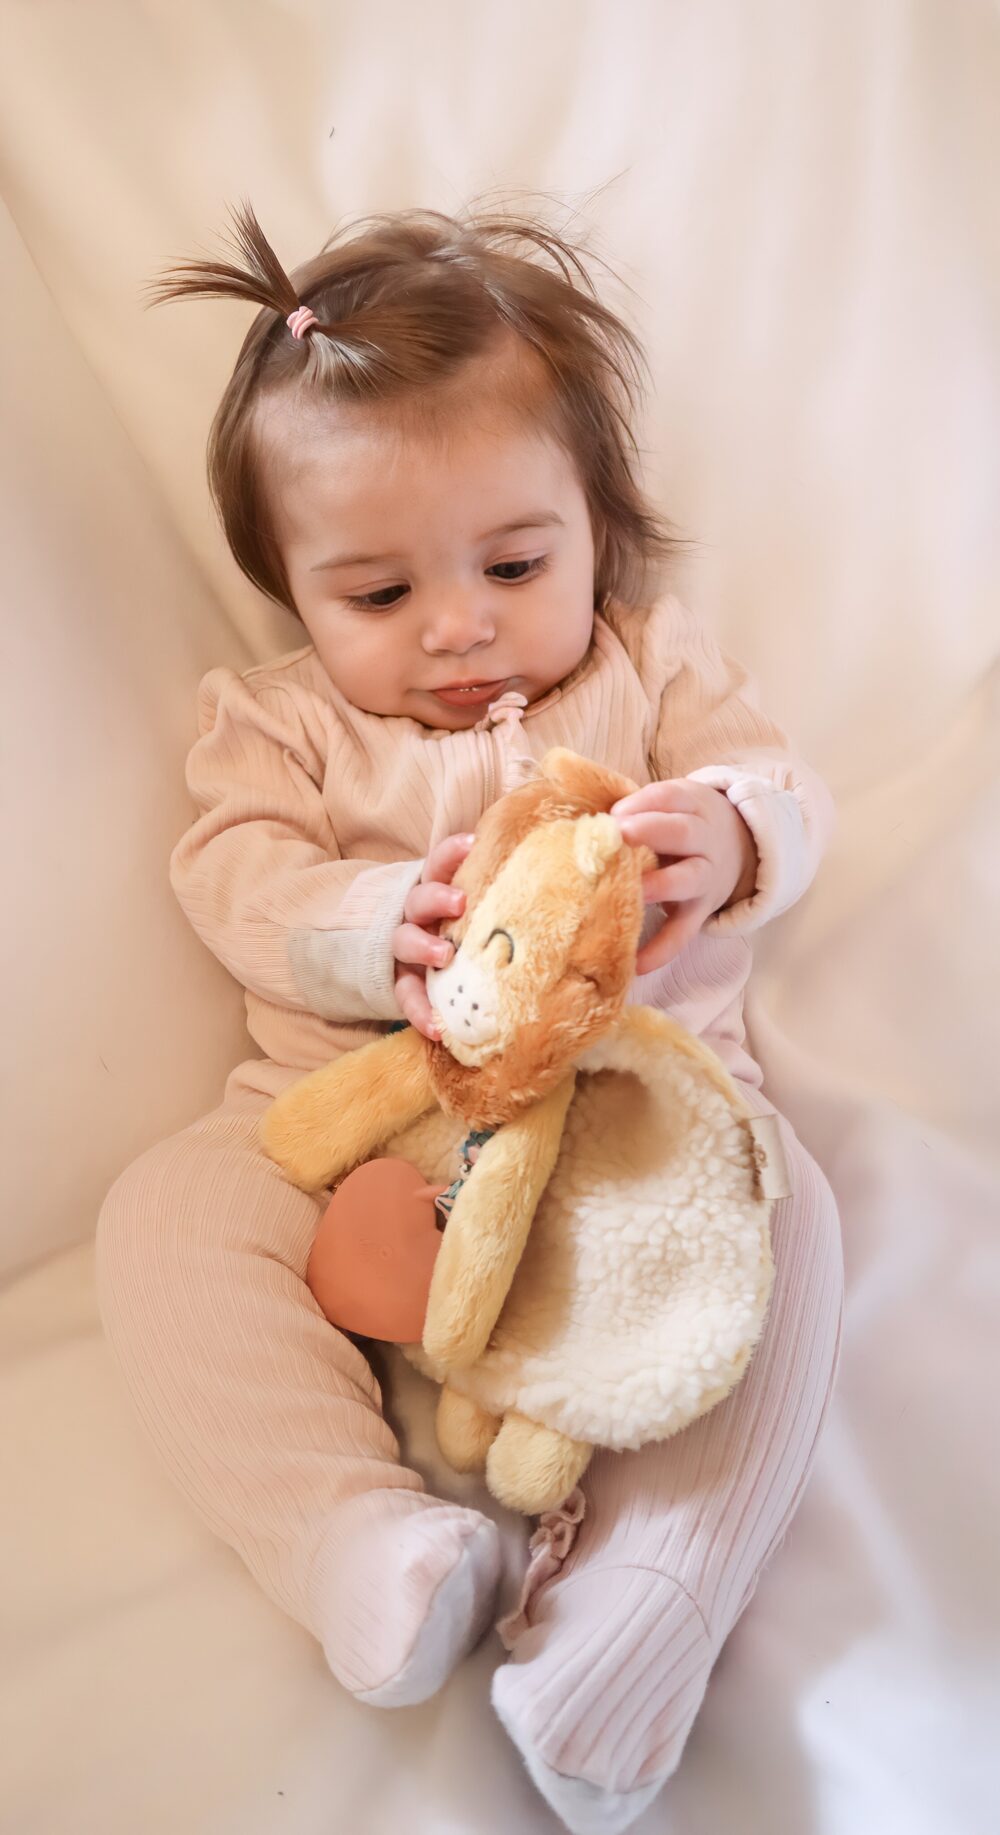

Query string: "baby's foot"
[312, 1488, 501, 1706]
[492, 1565, 713, 1832]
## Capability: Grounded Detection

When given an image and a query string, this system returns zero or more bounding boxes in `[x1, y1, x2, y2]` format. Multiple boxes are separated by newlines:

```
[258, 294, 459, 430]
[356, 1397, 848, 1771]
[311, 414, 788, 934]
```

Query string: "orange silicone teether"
[307, 1158, 446, 1344]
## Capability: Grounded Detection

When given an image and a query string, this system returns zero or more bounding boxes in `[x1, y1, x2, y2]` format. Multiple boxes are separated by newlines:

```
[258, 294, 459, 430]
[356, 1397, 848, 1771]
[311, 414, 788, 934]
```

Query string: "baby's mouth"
[430, 678, 510, 707]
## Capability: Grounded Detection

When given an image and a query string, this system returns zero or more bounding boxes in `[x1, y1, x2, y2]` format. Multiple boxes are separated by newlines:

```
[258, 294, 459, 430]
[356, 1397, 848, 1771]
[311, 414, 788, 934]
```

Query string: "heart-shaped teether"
[307, 1158, 446, 1344]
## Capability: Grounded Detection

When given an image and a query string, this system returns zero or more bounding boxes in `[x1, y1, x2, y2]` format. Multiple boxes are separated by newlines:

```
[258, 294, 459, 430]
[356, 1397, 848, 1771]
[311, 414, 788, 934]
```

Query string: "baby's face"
[268, 389, 596, 729]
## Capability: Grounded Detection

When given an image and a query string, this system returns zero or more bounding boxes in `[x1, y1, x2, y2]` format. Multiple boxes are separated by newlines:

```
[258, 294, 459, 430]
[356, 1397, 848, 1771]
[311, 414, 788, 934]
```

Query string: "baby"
[97, 204, 844, 1835]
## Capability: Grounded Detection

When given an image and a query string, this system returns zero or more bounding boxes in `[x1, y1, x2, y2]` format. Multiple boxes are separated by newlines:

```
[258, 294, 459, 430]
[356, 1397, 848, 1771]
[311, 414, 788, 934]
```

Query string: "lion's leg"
[487, 1411, 592, 1514]
[436, 1383, 501, 1472]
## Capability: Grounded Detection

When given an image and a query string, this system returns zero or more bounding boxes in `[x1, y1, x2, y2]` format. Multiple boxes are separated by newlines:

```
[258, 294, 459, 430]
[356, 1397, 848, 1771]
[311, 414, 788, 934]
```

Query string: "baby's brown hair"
[148, 202, 673, 616]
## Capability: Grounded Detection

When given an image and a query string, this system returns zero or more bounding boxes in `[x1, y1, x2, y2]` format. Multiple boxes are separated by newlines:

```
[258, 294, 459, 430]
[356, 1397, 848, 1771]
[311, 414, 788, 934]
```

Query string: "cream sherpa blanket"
[397, 1008, 777, 1451]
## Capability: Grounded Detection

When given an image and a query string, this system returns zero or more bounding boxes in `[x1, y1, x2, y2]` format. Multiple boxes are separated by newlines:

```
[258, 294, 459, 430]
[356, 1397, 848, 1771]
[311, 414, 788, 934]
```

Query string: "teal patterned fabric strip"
[382, 1025, 493, 1225]
[434, 1128, 496, 1223]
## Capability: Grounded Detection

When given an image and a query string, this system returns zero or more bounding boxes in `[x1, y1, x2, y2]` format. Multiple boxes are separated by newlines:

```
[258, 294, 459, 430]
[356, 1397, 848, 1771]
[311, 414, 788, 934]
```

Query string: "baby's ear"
[540, 748, 638, 813]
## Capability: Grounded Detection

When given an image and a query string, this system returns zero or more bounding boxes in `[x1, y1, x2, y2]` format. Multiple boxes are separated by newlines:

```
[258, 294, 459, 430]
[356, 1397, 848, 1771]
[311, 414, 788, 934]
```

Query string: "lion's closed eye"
[485, 927, 515, 965]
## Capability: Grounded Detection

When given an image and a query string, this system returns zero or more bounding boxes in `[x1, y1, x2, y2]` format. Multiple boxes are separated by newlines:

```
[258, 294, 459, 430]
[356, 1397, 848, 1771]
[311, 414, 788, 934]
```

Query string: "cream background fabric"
[1, 3, 997, 1831]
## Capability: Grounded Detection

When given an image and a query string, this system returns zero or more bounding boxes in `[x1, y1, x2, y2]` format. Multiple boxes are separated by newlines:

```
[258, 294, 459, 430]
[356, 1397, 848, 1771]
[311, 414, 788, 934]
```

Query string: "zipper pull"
[477, 690, 536, 792]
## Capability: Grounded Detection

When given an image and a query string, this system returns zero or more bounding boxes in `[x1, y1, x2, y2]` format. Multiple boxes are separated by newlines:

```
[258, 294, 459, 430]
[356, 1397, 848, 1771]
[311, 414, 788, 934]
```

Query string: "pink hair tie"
[286, 305, 318, 340]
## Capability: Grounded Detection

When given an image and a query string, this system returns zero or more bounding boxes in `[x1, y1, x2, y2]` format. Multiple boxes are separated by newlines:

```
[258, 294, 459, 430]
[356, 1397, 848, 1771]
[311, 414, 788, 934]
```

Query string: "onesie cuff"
[288, 859, 425, 1022]
[686, 766, 810, 935]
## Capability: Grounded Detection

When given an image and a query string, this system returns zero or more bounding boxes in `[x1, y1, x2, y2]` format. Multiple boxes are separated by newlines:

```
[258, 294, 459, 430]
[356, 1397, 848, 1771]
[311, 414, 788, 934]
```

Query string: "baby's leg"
[493, 1096, 844, 1833]
[97, 1084, 500, 1707]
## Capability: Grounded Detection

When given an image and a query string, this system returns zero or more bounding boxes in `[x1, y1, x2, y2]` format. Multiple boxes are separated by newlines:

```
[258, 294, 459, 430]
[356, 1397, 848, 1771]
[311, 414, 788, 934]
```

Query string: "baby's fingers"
[394, 967, 441, 1040]
[642, 857, 712, 905]
[423, 832, 476, 886]
[612, 781, 698, 820]
[404, 880, 465, 928]
[634, 900, 708, 976]
[616, 810, 701, 857]
[392, 922, 454, 970]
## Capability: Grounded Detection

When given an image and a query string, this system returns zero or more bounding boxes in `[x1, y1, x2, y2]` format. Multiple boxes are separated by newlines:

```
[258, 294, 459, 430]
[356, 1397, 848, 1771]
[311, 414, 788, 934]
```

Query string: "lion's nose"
[426, 950, 500, 1047]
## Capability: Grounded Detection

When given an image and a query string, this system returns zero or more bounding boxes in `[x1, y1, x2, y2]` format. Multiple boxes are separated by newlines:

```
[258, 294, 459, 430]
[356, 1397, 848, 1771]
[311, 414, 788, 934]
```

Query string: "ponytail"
[145, 199, 675, 613]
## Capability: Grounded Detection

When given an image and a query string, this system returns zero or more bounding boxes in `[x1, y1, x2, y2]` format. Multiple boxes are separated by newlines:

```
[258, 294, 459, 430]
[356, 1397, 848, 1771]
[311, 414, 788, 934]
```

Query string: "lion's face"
[426, 813, 629, 1066]
[424, 751, 652, 1127]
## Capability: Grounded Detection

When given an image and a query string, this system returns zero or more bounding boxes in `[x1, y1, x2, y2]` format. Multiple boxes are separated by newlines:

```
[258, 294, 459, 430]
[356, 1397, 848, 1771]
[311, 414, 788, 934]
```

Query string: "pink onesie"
[97, 596, 843, 1830]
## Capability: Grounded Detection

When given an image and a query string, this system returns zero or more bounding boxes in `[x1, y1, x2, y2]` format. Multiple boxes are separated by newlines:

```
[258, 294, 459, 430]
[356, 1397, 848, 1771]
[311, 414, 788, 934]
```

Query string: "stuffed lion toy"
[262, 749, 786, 1516]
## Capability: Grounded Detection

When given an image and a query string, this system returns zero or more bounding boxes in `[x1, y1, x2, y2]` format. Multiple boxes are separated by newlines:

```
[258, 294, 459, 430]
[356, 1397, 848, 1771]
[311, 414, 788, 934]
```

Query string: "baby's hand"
[393, 833, 476, 1039]
[612, 780, 758, 975]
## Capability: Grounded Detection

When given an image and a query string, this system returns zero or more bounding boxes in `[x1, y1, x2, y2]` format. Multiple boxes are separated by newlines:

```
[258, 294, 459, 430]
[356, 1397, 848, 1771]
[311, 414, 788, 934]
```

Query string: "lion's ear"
[572, 813, 623, 879]
[539, 748, 637, 812]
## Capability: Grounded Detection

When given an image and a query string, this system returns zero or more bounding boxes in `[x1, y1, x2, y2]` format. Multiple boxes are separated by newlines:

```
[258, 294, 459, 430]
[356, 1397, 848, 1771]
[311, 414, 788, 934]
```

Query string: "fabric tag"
[747, 1115, 793, 1201]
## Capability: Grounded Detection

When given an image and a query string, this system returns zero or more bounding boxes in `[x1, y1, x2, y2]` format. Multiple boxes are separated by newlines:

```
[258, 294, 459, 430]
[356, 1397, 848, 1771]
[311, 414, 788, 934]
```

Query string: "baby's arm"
[170, 667, 455, 1025]
[613, 598, 835, 969]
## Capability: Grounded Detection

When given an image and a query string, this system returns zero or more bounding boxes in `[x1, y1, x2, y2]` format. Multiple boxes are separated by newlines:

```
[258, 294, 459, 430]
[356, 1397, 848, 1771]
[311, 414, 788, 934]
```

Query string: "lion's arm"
[261, 1025, 435, 1190]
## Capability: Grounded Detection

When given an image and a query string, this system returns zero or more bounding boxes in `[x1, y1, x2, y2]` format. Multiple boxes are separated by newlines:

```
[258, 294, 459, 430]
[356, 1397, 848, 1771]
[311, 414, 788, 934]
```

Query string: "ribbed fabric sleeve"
[169, 667, 424, 1022]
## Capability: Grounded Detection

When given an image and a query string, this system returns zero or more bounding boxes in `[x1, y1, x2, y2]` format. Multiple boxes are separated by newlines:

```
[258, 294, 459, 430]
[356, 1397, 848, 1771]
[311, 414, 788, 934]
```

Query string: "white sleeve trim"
[686, 766, 811, 934]
[287, 858, 424, 1021]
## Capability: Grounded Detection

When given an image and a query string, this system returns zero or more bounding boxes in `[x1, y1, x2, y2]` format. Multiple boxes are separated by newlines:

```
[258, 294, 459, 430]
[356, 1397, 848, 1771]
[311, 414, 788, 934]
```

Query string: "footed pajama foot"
[312, 1489, 502, 1707]
[493, 1564, 713, 1832]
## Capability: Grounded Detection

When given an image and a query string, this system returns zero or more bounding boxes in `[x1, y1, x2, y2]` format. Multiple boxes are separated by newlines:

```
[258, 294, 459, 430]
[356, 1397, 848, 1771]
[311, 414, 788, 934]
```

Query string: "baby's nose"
[426, 951, 499, 1047]
[422, 591, 495, 654]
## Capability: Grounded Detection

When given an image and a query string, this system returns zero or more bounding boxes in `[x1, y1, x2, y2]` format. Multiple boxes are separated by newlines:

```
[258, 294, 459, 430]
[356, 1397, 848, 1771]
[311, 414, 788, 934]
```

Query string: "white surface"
[1, 3, 998, 1832]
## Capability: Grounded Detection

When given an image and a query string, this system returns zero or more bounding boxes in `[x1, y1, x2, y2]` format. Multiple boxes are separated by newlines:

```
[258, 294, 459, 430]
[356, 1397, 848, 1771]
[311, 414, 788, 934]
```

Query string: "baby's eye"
[486, 556, 546, 584]
[345, 584, 408, 610]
